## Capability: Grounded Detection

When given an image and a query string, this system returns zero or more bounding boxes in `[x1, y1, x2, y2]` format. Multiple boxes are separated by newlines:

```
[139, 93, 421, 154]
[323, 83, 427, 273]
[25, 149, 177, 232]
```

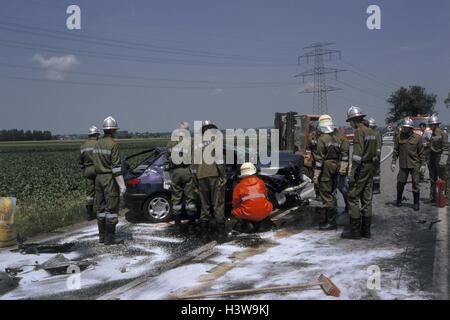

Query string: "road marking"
[432, 205, 448, 299]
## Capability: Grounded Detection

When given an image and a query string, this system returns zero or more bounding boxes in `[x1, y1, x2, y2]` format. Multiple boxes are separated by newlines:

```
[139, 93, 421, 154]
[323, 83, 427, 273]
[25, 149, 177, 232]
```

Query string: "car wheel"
[143, 194, 173, 223]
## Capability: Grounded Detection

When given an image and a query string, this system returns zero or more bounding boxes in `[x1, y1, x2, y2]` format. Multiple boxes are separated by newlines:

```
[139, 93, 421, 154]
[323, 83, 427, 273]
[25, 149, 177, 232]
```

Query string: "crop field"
[0, 138, 169, 239]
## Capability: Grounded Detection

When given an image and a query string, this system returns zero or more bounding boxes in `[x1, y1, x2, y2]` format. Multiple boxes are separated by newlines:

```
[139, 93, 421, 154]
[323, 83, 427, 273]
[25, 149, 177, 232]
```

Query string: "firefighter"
[307, 126, 322, 200]
[163, 122, 197, 232]
[420, 122, 431, 182]
[92, 116, 126, 245]
[334, 128, 350, 214]
[231, 162, 273, 233]
[195, 121, 226, 238]
[341, 106, 377, 239]
[368, 117, 382, 194]
[391, 117, 425, 210]
[78, 126, 100, 221]
[313, 115, 347, 230]
[427, 115, 449, 205]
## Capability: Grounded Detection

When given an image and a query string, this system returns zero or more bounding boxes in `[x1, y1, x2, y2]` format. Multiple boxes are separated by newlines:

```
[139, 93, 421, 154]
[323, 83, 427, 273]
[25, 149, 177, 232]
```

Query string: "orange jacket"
[232, 176, 273, 222]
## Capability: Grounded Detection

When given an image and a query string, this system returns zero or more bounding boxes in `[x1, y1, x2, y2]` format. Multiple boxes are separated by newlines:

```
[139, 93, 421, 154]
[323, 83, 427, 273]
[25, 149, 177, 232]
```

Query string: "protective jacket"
[392, 132, 425, 169]
[232, 176, 273, 222]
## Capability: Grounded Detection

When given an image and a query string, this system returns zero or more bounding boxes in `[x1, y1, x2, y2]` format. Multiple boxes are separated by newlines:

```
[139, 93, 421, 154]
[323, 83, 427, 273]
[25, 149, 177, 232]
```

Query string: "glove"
[114, 175, 126, 196]
[419, 165, 426, 175]
[163, 170, 171, 190]
[217, 177, 227, 187]
[313, 169, 321, 185]
[391, 162, 396, 172]
[339, 162, 348, 176]
[439, 154, 448, 166]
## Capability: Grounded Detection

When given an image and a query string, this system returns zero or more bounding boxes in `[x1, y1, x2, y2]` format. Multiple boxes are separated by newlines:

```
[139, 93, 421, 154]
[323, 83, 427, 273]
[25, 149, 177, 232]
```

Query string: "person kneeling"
[231, 162, 273, 234]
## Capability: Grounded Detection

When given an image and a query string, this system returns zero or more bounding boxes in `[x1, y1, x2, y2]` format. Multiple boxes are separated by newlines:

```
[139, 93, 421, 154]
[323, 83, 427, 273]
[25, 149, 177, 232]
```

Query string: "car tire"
[143, 193, 173, 223]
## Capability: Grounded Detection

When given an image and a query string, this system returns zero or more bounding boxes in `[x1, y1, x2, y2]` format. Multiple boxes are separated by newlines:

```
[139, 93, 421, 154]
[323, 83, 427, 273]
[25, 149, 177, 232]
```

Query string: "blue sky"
[0, 0, 448, 134]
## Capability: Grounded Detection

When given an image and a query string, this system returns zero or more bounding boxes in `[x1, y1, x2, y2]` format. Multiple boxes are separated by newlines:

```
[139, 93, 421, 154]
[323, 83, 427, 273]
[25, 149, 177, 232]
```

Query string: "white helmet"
[318, 114, 335, 134]
[402, 117, 414, 128]
[103, 116, 119, 130]
[367, 117, 376, 128]
[178, 122, 190, 130]
[88, 125, 100, 136]
[428, 114, 440, 125]
[239, 162, 257, 177]
[346, 106, 366, 122]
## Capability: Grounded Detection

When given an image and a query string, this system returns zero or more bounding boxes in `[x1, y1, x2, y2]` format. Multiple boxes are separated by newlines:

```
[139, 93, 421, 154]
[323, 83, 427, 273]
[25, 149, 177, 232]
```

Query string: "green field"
[0, 138, 169, 239]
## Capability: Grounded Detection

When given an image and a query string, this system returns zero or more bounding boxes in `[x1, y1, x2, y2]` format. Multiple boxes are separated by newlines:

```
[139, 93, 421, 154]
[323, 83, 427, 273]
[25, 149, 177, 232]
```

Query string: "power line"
[0, 20, 292, 64]
[0, 73, 297, 90]
[0, 61, 298, 86]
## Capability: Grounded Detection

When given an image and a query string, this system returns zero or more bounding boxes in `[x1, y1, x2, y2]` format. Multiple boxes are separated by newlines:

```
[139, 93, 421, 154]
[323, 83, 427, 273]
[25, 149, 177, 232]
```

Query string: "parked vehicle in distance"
[122, 146, 308, 223]
[339, 127, 354, 142]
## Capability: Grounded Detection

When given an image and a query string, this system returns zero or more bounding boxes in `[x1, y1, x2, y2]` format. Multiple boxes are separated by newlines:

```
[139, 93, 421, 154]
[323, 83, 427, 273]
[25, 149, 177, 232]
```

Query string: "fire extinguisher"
[436, 179, 446, 208]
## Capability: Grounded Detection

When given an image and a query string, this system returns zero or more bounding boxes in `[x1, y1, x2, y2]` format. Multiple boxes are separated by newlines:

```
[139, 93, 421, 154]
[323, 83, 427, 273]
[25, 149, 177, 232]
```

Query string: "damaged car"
[122, 145, 310, 223]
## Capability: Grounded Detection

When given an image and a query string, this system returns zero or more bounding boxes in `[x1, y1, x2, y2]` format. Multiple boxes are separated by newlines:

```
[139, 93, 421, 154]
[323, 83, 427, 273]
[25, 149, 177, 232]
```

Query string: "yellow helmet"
[318, 114, 335, 133]
[239, 162, 257, 177]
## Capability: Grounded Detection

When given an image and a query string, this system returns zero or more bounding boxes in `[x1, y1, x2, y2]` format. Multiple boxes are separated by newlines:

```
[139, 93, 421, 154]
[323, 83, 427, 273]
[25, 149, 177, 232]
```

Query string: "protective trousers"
[348, 163, 374, 219]
[318, 160, 339, 208]
[171, 167, 197, 217]
[198, 176, 225, 224]
[397, 167, 420, 194]
[95, 173, 120, 226]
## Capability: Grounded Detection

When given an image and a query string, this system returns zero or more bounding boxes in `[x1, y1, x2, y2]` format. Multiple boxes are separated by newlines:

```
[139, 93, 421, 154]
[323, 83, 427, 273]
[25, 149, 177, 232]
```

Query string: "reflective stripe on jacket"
[232, 176, 273, 222]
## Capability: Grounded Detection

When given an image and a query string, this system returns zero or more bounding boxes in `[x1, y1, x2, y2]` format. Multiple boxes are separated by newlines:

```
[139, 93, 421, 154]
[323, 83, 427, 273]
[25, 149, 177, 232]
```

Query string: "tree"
[386, 86, 437, 124]
[445, 91, 450, 109]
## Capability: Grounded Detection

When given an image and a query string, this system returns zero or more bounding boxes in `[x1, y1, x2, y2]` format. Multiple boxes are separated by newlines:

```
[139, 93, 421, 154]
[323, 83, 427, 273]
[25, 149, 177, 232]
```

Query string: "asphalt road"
[0, 143, 448, 300]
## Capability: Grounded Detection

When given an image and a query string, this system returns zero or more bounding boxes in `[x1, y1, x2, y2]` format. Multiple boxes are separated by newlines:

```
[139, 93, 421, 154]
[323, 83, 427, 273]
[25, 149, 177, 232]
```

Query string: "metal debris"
[40, 253, 92, 275]
[11, 242, 75, 255]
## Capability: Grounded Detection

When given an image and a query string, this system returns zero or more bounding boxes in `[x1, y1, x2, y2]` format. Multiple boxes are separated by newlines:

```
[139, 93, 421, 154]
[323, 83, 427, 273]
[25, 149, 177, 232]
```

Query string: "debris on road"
[178, 274, 340, 299]
[11, 242, 75, 255]
[40, 253, 93, 275]
[0, 272, 20, 295]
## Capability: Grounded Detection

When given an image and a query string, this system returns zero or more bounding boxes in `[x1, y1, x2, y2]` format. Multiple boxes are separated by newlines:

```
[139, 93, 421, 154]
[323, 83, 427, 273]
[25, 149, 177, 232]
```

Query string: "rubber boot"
[361, 216, 371, 238]
[199, 220, 209, 241]
[215, 223, 227, 242]
[413, 192, 420, 211]
[104, 223, 124, 245]
[242, 221, 255, 234]
[319, 208, 337, 231]
[318, 208, 328, 228]
[373, 182, 380, 195]
[97, 219, 106, 243]
[341, 218, 361, 239]
[396, 184, 405, 207]
[86, 205, 96, 221]
[173, 214, 183, 232]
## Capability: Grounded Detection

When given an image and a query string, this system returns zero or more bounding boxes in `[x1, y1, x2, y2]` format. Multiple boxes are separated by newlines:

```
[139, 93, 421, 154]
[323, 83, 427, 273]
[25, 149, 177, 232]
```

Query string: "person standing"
[335, 128, 350, 214]
[231, 162, 273, 233]
[341, 106, 377, 239]
[78, 126, 100, 221]
[391, 117, 425, 210]
[92, 116, 126, 245]
[368, 118, 382, 194]
[419, 122, 431, 182]
[195, 120, 226, 238]
[306, 127, 322, 200]
[163, 122, 197, 232]
[314, 115, 345, 231]
[427, 115, 449, 205]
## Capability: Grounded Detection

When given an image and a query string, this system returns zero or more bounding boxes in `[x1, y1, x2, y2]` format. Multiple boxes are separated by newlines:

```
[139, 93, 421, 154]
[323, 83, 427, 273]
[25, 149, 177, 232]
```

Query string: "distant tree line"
[0, 129, 55, 141]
